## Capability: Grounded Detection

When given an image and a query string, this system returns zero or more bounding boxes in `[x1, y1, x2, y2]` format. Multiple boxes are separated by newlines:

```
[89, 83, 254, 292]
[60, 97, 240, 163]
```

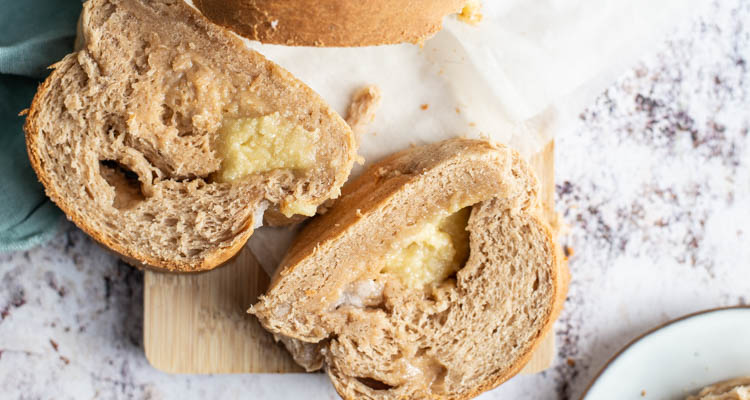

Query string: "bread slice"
[251, 139, 568, 399]
[688, 378, 750, 400]
[192, 0, 468, 47]
[24, 0, 356, 272]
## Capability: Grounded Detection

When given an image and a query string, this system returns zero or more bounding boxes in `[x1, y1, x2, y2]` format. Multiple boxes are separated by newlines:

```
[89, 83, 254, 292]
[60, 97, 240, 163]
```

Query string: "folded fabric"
[0, 0, 83, 252]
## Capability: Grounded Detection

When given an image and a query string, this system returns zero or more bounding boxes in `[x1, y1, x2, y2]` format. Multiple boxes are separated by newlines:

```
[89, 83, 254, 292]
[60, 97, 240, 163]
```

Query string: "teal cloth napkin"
[0, 0, 83, 252]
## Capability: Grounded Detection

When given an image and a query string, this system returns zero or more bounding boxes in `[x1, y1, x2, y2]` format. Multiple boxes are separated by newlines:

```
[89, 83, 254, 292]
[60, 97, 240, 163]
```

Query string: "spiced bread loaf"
[251, 138, 568, 399]
[25, 0, 356, 272]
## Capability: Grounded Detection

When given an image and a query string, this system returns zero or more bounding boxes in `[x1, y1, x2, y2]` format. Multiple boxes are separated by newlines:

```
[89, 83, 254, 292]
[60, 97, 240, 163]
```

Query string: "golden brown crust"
[193, 0, 468, 47]
[264, 139, 508, 291]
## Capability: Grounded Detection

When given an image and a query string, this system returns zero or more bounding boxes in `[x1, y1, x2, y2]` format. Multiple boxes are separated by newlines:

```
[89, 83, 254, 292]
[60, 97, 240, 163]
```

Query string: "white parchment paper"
[236, 0, 706, 275]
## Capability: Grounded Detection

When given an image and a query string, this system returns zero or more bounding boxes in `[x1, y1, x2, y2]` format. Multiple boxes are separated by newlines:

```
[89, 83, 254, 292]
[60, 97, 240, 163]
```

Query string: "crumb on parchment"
[458, 0, 483, 25]
[346, 85, 382, 140]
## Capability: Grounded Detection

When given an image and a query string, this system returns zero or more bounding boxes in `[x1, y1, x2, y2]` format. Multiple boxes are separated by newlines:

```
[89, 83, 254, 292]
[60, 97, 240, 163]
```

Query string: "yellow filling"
[214, 112, 318, 183]
[280, 200, 318, 218]
[381, 207, 471, 289]
[458, 0, 483, 25]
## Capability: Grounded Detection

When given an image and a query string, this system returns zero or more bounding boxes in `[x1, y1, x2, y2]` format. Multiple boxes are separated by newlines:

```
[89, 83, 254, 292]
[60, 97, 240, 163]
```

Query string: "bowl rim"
[579, 305, 750, 400]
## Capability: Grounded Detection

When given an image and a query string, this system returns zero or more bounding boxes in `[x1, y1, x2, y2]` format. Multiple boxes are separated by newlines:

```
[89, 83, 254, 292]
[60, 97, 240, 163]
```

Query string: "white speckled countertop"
[2, 1, 750, 399]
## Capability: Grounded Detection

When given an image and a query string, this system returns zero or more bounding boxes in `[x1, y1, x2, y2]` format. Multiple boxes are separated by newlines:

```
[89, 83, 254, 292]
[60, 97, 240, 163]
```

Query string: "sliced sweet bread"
[251, 138, 568, 399]
[25, 0, 356, 272]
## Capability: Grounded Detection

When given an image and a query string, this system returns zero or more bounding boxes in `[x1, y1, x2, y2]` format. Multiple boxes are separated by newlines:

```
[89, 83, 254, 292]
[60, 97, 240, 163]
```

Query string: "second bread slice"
[252, 138, 568, 399]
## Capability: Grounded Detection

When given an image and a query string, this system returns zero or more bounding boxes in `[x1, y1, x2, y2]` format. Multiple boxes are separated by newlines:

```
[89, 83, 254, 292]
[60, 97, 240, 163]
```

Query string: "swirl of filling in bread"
[252, 139, 568, 399]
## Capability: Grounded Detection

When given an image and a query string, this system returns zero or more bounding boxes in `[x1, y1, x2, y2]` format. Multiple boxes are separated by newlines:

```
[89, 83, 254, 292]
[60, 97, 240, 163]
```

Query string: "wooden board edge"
[143, 248, 302, 373]
[520, 140, 558, 375]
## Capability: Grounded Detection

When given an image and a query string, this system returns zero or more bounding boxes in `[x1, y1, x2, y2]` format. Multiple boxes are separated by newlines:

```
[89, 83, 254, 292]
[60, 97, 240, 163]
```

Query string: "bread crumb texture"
[251, 139, 567, 399]
[24, 0, 354, 271]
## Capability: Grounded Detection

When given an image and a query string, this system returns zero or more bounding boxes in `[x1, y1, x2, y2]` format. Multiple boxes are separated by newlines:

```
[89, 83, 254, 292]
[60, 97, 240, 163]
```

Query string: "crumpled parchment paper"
[233, 0, 706, 274]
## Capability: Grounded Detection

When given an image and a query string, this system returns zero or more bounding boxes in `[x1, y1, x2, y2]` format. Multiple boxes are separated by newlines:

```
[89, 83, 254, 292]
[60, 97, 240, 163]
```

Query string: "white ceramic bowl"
[582, 307, 750, 400]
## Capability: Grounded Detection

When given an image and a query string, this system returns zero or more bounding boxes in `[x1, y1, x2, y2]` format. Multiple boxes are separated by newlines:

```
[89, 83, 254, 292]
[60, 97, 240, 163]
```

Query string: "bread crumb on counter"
[563, 245, 575, 259]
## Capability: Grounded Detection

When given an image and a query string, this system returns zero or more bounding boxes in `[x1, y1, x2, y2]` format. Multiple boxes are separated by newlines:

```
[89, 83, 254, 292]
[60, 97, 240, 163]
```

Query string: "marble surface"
[2, 1, 750, 398]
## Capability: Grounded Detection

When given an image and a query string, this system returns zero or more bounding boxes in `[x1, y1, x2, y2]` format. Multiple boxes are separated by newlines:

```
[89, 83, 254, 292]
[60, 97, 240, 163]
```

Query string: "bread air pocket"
[24, 0, 355, 272]
[251, 138, 568, 400]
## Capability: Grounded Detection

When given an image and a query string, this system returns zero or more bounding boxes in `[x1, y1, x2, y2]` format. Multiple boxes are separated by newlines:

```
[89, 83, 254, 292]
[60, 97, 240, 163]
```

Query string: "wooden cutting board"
[144, 140, 558, 374]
